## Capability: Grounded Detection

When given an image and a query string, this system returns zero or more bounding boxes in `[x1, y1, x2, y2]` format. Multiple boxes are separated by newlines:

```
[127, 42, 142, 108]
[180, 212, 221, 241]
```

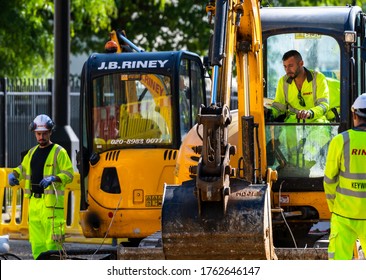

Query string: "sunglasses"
[298, 91, 306, 107]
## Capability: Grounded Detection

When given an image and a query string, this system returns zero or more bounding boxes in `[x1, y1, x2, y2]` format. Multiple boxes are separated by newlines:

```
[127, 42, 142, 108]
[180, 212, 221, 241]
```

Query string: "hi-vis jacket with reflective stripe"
[324, 129, 366, 219]
[13, 144, 74, 208]
[271, 68, 329, 123]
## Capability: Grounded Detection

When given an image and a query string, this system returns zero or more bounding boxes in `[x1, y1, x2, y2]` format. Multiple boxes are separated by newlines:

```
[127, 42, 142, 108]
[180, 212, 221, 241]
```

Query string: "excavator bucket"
[161, 178, 276, 260]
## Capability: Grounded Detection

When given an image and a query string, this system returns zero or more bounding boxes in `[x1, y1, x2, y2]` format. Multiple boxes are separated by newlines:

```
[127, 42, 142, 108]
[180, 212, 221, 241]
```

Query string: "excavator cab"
[261, 6, 366, 247]
[157, 3, 366, 260]
[78, 48, 207, 244]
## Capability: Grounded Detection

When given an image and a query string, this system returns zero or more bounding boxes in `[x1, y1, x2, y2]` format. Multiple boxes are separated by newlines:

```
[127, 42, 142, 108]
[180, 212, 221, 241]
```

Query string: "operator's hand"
[8, 173, 19, 186]
[264, 106, 273, 121]
[39, 176, 56, 189]
[296, 110, 313, 120]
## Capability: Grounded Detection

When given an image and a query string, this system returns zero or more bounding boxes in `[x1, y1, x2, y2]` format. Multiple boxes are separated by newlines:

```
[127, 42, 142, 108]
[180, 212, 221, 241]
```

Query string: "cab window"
[92, 73, 172, 152]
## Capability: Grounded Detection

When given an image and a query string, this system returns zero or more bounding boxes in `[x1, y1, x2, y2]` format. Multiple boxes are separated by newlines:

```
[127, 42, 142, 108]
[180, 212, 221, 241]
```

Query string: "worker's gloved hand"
[296, 110, 314, 120]
[264, 107, 274, 122]
[39, 176, 56, 189]
[8, 173, 19, 186]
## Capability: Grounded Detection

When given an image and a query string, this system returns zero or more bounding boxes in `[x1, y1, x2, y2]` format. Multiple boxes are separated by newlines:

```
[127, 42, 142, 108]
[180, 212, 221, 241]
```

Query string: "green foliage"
[71, 0, 117, 55]
[1, 0, 365, 78]
[112, 1, 210, 55]
[0, 0, 116, 78]
[0, 1, 54, 77]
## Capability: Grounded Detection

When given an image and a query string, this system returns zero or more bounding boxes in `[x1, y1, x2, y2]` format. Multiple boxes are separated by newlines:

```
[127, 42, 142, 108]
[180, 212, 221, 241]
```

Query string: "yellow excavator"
[119, 2, 366, 260]
[77, 29, 207, 246]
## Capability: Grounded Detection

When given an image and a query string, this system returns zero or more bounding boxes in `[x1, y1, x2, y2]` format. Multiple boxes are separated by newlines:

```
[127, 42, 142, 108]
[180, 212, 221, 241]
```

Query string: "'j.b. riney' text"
[97, 60, 169, 70]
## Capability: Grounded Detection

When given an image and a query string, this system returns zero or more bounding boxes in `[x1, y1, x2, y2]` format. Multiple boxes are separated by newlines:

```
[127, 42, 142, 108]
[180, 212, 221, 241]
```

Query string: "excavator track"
[161, 179, 276, 260]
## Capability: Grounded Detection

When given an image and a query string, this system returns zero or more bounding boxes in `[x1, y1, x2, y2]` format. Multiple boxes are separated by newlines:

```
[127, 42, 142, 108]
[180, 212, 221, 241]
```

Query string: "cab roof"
[260, 6, 363, 38]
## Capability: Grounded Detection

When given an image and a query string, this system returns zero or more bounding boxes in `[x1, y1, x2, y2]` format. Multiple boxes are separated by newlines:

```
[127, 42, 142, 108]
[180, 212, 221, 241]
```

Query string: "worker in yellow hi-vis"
[8, 114, 74, 259]
[324, 94, 366, 260]
[265, 50, 331, 171]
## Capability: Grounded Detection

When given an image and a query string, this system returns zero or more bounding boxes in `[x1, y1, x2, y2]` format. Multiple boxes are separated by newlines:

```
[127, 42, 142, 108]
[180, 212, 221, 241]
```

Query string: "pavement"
[2, 239, 119, 260]
[3, 234, 363, 260]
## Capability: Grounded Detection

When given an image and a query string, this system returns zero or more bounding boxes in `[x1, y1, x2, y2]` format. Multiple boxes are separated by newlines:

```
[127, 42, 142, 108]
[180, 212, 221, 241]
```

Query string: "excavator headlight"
[344, 31, 357, 43]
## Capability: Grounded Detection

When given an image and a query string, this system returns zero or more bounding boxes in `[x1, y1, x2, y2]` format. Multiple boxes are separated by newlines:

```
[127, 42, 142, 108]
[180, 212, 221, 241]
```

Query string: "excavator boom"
[161, 0, 276, 260]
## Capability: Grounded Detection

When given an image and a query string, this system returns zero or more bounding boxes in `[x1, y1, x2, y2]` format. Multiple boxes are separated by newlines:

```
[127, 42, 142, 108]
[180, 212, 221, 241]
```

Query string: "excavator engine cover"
[162, 178, 275, 259]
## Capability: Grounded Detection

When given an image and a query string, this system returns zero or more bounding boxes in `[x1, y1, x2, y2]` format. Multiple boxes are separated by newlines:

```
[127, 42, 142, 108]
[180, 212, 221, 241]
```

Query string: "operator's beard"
[292, 67, 301, 79]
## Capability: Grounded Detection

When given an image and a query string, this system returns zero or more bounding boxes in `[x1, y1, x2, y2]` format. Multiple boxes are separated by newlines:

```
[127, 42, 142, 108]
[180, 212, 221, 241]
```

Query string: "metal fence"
[0, 77, 80, 168]
[0, 76, 235, 168]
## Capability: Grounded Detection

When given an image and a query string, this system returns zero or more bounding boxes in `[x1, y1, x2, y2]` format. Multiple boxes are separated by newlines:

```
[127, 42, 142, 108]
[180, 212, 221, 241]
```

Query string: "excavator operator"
[265, 50, 330, 170]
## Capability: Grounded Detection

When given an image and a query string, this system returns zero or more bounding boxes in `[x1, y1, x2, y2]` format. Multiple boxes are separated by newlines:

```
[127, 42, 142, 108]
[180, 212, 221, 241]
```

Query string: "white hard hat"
[29, 114, 55, 132]
[352, 93, 366, 109]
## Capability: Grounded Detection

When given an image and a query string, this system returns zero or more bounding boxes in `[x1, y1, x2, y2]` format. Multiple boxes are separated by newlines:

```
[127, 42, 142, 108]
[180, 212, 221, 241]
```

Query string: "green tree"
[1, 0, 365, 78]
[0, 0, 117, 78]
[111, 1, 210, 55]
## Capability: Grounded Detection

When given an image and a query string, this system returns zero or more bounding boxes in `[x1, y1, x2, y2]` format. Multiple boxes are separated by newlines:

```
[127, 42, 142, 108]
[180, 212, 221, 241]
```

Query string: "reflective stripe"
[24, 189, 64, 196]
[44, 189, 64, 196]
[324, 174, 338, 184]
[17, 165, 23, 173]
[318, 103, 328, 114]
[339, 170, 366, 180]
[53, 146, 62, 175]
[312, 71, 317, 105]
[287, 104, 299, 114]
[25, 146, 37, 182]
[61, 170, 74, 180]
[336, 185, 366, 198]
[328, 252, 334, 259]
[316, 98, 328, 104]
[343, 132, 350, 172]
[326, 193, 336, 200]
[283, 81, 289, 102]
[272, 101, 287, 112]
[52, 145, 73, 181]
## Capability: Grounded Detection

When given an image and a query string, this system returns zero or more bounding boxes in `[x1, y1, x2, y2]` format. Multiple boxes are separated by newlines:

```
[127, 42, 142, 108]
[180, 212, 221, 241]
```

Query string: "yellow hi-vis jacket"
[324, 129, 366, 219]
[13, 144, 74, 208]
[271, 68, 329, 123]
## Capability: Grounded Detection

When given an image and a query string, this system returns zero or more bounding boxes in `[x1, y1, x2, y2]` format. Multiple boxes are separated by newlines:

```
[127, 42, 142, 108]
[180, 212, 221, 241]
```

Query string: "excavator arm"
[161, 0, 277, 260]
[195, 0, 236, 210]
[196, 0, 267, 205]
